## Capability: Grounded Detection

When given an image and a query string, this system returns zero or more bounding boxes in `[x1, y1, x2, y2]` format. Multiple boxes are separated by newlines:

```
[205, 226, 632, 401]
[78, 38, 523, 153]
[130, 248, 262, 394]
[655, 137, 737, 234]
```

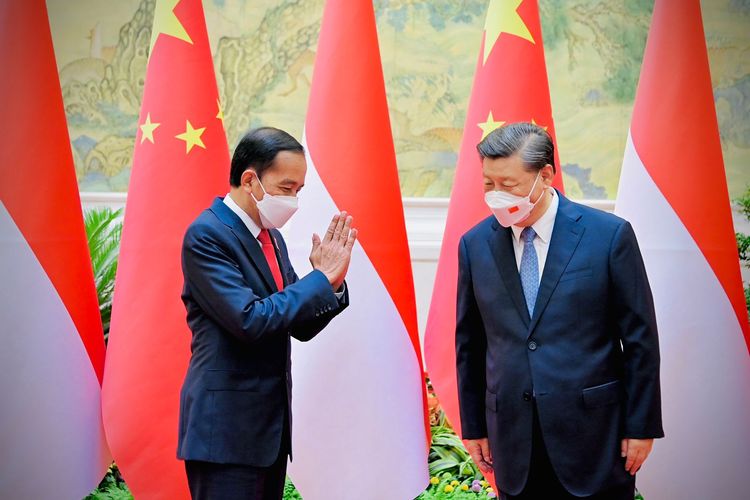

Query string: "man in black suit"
[455, 123, 663, 499]
[178, 127, 356, 500]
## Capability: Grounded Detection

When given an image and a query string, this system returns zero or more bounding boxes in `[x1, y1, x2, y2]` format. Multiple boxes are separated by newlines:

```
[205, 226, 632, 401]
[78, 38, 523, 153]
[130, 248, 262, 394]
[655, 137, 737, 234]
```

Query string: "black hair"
[229, 127, 304, 187]
[476, 122, 556, 173]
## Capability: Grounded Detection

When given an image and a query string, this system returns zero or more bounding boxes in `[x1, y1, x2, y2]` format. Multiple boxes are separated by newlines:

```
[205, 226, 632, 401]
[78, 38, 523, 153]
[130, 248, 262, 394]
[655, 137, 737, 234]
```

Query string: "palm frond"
[84, 207, 123, 341]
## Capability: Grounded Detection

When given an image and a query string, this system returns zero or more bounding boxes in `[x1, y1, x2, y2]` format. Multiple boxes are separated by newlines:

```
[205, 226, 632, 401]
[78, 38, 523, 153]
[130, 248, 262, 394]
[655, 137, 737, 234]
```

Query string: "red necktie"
[258, 229, 284, 291]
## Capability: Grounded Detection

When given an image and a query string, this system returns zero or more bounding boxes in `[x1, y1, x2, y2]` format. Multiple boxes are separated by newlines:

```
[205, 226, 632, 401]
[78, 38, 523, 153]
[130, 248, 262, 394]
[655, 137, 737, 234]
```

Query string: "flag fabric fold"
[615, 1, 750, 498]
[0, 1, 110, 497]
[101, 0, 229, 497]
[424, 0, 564, 475]
[284, 0, 430, 498]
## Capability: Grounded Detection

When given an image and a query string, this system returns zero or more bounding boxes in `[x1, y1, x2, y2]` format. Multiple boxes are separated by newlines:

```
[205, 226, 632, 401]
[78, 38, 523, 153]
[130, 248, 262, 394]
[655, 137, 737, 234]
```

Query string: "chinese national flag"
[101, 0, 229, 498]
[424, 0, 564, 486]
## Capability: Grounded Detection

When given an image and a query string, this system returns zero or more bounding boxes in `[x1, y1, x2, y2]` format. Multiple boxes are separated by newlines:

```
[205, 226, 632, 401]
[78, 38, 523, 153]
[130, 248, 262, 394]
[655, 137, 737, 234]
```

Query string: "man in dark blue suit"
[178, 127, 356, 500]
[456, 123, 663, 499]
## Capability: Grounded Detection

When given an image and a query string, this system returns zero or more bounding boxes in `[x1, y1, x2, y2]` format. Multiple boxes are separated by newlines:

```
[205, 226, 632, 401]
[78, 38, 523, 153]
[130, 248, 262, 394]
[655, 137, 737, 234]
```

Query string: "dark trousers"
[503, 403, 635, 500]
[185, 418, 290, 500]
[185, 455, 286, 500]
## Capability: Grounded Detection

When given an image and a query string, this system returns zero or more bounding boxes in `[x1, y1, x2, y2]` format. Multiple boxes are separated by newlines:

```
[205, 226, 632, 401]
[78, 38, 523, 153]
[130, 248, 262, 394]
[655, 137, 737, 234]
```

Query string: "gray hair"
[477, 122, 556, 173]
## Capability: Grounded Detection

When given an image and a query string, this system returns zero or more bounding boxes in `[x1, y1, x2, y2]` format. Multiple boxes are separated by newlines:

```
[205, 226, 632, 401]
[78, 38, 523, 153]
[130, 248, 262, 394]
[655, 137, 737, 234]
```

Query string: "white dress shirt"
[223, 193, 345, 297]
[223, 193, 262, 245]
[510, 188, 559, 283]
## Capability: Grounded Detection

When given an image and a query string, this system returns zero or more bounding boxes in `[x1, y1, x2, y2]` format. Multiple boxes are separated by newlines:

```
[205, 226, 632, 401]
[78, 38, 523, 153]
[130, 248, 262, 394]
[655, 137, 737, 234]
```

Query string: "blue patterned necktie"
[520, 227, 539, 316]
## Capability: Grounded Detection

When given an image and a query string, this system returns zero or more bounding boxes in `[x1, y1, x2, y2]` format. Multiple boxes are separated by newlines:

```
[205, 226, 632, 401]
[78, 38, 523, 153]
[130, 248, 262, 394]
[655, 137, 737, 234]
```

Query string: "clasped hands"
[309, 211, 357, 291]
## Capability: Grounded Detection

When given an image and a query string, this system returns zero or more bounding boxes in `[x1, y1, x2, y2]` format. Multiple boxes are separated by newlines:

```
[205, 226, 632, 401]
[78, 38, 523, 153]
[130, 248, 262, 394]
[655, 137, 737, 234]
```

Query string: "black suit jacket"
[177, 197, 348, 467]
[456, 192, 663, 496]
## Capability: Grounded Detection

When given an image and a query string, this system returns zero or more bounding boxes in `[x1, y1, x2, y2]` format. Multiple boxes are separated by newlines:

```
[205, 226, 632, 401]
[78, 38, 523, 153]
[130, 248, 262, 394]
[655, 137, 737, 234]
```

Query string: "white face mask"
[485, 171, 544, 228]
[251, 177, 299, 229]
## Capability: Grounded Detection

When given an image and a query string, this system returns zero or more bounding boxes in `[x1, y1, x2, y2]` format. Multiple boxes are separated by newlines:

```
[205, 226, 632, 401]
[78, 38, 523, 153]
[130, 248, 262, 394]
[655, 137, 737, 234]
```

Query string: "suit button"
[523, 391, 532, 401]
[528, 340, 538, 351]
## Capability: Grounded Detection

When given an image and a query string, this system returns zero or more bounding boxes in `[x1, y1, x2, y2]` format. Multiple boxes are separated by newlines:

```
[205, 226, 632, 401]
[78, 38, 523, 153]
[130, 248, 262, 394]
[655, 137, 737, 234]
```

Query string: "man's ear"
[240, 169, 256, 193]
[542, 164, 555, 185]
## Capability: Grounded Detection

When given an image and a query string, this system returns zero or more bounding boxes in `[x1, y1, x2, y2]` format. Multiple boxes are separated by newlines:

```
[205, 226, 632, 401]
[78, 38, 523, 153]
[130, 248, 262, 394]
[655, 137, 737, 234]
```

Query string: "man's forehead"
[483, 156, 525, 175]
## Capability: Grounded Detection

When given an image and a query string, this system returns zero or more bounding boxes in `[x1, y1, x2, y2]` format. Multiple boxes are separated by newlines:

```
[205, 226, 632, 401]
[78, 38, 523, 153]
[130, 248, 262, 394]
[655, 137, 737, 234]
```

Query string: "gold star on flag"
[149, 0, 193, 56]
[483, 0, 535, 65]
[216, 98, 224, 122]
[139, 113, 160, 144]
[478, 111, 506, 139]
[175, 120, 206, 153]
[531, 118, 548, 131]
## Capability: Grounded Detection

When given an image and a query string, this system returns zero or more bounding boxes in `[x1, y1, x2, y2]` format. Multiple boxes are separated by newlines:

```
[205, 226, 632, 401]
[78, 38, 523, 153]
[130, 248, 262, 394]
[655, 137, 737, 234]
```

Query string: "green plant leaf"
[84, 207, 123, 341]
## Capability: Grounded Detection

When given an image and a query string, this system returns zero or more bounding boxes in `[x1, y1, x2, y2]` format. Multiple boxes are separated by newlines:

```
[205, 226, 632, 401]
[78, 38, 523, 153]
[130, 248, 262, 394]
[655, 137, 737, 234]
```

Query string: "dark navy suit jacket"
[177, 197, 348, 467]
[456, 192, 663, 496]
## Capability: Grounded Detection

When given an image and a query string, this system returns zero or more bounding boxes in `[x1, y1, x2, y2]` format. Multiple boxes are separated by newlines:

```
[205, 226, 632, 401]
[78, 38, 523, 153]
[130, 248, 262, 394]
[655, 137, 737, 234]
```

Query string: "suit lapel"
[528, 193, 584, 336]
[488, 220, 530, 327]
[210, 198, 278, 294]
[232, 225, 279, 294]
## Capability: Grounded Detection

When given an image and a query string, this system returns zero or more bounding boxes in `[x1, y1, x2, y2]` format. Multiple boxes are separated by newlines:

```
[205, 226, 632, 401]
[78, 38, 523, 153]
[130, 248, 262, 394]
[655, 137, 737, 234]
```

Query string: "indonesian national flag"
[615, 1, 750, 498]
[101, 0, 229, 498]
[424, 0, 564, 478]
[284, 0, 429, 498]
[0, 1, 110, 497]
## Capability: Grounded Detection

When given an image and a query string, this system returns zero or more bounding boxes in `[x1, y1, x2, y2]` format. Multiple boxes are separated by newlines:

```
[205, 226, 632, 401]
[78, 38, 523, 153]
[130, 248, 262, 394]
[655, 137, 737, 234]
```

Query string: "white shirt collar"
[511, 188, 559, 244]
[223, 193, 262, 239]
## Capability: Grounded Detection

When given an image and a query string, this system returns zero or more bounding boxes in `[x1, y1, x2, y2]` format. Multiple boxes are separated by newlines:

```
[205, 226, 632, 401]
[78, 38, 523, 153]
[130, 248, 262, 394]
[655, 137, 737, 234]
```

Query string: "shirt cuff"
[334, 282, 346, 299]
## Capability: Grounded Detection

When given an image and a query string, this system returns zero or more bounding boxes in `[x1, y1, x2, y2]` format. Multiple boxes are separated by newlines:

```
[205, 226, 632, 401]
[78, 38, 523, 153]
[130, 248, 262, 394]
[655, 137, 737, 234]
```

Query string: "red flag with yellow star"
[101, 0, 229, 497]
[424, 0, 563, 486]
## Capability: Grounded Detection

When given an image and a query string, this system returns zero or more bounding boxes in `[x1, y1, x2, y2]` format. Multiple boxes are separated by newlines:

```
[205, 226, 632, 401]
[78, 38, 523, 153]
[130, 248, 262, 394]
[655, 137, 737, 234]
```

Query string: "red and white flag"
[424, 0, 563, 475]
[101, 0, 229, 497]
[284, 0, 429, 498]
[0, 1, 110, 497]
[615, 1, 750, 498]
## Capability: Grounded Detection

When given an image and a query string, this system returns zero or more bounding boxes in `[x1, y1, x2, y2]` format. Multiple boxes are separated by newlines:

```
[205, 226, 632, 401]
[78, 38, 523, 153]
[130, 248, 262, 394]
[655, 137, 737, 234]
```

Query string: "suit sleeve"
[609, 221, 664, 439]
[287, 270, 349, 342]
[182, 223, 342, 345]
[274, 231, 350, 342]
[455, 236, 489, 439]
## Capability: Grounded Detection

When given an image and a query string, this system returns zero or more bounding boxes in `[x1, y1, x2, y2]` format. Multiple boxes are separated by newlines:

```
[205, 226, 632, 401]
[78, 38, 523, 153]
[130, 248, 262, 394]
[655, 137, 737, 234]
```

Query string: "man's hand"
[464, 438, 493, 474]
[621, 438, 653, 475]
[309, 211, 357, 291]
